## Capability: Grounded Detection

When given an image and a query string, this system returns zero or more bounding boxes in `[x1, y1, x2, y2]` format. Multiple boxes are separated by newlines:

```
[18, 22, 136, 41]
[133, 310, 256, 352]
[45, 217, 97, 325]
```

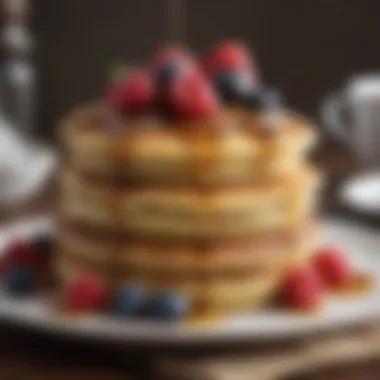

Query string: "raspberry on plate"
[106, 70, 154, 114]
[280, 265, 324, 310]
[170, 73, 220, 120]
[0, 240, 39, 274]
[313, 246, 353, 288]
[61, 274, 109, 313]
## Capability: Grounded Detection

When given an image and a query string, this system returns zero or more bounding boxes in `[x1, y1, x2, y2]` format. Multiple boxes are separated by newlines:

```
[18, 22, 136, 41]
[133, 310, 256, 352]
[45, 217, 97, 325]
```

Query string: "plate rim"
[0, 216, 379, 345]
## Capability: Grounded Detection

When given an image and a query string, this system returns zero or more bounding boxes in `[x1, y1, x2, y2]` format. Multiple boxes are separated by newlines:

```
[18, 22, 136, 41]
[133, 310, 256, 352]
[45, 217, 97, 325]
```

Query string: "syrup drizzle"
[166, 0, 187, 43]
[332, 272, 374, 297]
[102, 108, 131, 287]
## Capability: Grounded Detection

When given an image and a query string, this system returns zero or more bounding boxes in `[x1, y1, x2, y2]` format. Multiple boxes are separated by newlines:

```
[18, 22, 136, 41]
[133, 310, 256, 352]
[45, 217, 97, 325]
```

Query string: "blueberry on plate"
[244, 87, 282, 110]
[214, 69, 253, 103]
[113, 285, 146, 318]
[149, 291, 190, 321]
[3, 267, 36, 297]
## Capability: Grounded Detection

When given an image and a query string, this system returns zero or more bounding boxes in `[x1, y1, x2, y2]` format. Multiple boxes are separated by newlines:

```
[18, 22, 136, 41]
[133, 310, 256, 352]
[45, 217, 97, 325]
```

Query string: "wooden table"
[1, 140, 380, 380]
[1, 322, 380, 380]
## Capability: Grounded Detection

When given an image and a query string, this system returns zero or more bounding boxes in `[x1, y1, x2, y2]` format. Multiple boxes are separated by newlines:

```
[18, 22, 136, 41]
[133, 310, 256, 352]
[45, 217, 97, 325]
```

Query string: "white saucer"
[339, 171, 380, 216]
[0, 217, 379, 345]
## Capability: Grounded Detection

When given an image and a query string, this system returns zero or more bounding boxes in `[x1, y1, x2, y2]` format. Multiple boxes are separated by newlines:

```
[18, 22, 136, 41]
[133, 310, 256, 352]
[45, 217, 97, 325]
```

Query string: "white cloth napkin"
[0, 114, 56, 207]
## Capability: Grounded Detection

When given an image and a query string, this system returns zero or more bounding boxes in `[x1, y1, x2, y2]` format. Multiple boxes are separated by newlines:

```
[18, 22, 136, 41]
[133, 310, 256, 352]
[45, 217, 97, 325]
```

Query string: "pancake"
[55, 219, 318, 313]
[60, 166, 321, 238]
[56, 96, 321, 316]
[60, 105, 317, 185]
[55, 220, 319, 273]
[55, 253, 285, 311]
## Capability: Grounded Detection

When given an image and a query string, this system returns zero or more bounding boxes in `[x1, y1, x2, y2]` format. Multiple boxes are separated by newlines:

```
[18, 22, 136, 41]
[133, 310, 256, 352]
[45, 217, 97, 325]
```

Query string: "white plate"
[339, 171, 380, 216]
[0, 217, 379, 345]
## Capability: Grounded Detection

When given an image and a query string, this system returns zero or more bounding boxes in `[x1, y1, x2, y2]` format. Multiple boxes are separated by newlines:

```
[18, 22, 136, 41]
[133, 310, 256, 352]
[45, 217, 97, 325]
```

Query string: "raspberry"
[151, 45, 192, 73]
[155, 60, 198, 90]
[170, 73, 219, 120]
[106, 70, 154, 113]
[0, 240, 39, 274]
[280, 265, 324, 310]
[154, 61, 198, 112]
[204, 40, 253, 76]
[313, 246, 353, 288]
[61, 274, 109, 313]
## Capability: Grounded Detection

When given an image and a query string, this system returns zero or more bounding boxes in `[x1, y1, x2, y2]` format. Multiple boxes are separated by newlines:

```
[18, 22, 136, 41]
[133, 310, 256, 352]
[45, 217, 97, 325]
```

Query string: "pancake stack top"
[56, 41, 321, 317]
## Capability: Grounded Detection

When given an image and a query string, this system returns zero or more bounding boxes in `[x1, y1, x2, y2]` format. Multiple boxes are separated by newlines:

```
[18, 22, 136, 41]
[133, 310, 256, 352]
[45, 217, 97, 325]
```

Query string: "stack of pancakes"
[56, 105, 320, 315]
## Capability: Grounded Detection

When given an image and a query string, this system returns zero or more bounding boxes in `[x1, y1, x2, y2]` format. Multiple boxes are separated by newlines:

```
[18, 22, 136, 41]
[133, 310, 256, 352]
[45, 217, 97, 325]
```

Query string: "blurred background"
[1, 0, 378, 209]
[0, 0, 379, 135]
[1, 0, 380, 201]
[28, 0, 380, 138]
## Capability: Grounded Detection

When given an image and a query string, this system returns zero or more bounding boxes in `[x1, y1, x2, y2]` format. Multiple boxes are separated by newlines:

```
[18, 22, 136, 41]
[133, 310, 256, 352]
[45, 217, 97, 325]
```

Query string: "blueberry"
[244, 87, 282, 110]
[156, 62, 187, 88]
[149, 291, 190, 321]
[113, 285, 146, 318]
[214, 69, 252, 103]
[3, 267, 36, 297]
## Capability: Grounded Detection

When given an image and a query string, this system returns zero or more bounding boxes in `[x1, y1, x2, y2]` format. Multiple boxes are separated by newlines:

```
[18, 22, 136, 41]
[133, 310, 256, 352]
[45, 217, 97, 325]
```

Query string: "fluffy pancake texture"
[60, 166, 321, 238]
[56, 220, 319, 273]
[60, 106, 317, 185]
[55, 253, 280, 311]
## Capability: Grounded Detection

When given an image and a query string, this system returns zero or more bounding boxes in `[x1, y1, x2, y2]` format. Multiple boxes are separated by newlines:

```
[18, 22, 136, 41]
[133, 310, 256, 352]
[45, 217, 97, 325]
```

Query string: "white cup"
[322, 74, 380, 166]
